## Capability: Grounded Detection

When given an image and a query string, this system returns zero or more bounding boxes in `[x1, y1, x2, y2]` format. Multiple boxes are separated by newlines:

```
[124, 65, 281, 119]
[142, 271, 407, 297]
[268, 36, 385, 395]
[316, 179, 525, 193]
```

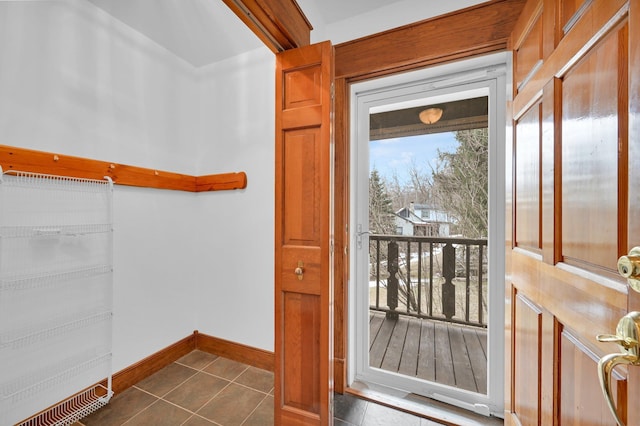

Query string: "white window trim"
[348, 52, 510, 418]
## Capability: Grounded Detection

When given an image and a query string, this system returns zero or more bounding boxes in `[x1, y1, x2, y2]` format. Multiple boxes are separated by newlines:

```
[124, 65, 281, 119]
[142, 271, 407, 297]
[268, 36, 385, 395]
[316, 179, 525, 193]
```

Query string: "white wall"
[0, 0, 277, 373]
[195, 49, 275, 351]
[0, 0, 199, 173]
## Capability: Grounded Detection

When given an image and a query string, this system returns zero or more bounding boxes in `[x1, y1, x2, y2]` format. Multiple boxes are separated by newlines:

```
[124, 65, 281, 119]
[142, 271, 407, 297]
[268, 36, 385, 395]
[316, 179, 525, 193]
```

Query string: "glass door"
[349, 56, 507, 417]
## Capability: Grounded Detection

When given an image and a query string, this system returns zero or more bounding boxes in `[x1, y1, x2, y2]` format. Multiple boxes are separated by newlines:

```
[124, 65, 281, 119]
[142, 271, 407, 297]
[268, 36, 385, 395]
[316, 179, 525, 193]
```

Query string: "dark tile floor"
[76, 350, 445, 426]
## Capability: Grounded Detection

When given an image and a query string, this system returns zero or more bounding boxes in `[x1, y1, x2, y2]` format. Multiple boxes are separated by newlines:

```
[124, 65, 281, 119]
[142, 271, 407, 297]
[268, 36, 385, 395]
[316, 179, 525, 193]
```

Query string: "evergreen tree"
[369, 168, 395, 234]
[431, 128, 488, 238]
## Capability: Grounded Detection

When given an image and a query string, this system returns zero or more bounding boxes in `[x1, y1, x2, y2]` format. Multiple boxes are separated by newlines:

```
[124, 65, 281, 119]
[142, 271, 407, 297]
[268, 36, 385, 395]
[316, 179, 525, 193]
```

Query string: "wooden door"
[506, 0, 640, 425]
[274, 41, 334, 425]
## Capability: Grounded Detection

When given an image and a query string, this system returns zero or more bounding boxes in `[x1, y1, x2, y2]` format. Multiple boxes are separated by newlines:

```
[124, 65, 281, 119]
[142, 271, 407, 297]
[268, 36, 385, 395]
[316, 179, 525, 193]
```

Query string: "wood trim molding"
[106, 333, 197, 394]
[334, 0, 527, 81]
[195, 331, 274, 372]
[101, 331, 273, 396]
[0, 145, 247, 192]
[222, 0, 311, 53]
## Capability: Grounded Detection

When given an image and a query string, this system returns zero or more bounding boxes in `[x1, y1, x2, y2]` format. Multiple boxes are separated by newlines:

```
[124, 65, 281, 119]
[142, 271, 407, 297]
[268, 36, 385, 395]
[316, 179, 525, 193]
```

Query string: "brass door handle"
[294, 261, 304, 280]
[597, 352, 637, 426]
[596, 311, 640, 426]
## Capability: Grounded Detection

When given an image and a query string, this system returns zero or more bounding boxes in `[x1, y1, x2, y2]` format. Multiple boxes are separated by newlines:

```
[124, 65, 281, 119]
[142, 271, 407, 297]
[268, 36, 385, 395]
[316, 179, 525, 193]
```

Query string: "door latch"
[617, 246, 640, 293]
[356, 224, 370, 249]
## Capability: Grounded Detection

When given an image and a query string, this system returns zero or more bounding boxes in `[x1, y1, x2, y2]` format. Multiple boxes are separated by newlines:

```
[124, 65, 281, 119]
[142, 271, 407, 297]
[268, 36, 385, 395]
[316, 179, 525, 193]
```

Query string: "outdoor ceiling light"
[419, 107, 443, 124]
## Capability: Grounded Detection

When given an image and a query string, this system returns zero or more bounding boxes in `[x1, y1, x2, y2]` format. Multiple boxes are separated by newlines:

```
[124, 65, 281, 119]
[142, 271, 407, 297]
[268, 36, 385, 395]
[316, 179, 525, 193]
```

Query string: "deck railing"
[368, 235, 488, 327]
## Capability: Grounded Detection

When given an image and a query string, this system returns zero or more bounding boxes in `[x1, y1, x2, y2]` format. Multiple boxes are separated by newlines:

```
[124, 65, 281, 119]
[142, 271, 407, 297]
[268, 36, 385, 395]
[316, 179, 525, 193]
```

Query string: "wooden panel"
[1, 145, 247, 193]
[515, 102, 542, 252]
[333, 76, 349, 393]
[560, 0, 587, 33]
[334, 0, 526, 80]
[513, 292, 542, 426]
[539, 311, 556, 426]
[221, 0, 311, 53]
[282, 293, 321, 415]
[284, 66, 322, 110]
[515, 13, 543, 90]
[513, 0, 627, 117]
[511, 250, 626, 352]
[282, 129, 321, 246]
[541, 78, 562, 264]
[559, 329, 626, 425]
[275, 41, 333, 426]
[629, 0, 640, 251]
[561, 26, 621, 271]
[508, 1, 639, 424]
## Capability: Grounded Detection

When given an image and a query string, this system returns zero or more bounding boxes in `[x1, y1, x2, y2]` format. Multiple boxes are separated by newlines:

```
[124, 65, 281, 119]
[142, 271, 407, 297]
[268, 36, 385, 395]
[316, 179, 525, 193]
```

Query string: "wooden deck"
[369, 310, 488, 394]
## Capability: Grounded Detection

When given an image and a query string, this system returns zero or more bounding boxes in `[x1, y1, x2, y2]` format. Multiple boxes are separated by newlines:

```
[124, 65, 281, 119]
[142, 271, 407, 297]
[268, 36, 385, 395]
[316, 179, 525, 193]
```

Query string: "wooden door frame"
[225, 0, 528, 394]
[332, 0, 526, 392]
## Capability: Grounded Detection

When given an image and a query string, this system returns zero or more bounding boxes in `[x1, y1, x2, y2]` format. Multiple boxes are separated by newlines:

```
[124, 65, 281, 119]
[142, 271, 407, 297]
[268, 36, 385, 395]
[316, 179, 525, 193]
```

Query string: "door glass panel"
[364, 94, 490, 395]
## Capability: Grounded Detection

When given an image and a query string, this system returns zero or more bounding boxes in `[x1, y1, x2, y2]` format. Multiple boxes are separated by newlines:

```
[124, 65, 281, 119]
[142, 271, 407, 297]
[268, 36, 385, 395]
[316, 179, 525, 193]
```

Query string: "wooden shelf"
[0, 145, 247, 193]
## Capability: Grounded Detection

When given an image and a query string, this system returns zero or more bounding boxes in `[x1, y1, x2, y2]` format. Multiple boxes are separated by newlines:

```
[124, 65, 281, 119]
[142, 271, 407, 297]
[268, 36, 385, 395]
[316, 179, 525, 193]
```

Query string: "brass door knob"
[618, 247, 640, 293]
[294, 261, 304, 280]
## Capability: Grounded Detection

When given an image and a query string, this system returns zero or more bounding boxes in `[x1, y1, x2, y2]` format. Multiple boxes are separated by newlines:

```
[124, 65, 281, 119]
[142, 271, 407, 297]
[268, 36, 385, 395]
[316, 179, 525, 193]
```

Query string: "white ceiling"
[86, 0, 486, 68]
[86, 0, 264, 67]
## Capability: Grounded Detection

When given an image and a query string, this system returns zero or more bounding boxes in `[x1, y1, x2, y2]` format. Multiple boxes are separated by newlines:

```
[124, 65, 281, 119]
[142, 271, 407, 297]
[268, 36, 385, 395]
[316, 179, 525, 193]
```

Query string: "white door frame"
[348, 52, 509, 417]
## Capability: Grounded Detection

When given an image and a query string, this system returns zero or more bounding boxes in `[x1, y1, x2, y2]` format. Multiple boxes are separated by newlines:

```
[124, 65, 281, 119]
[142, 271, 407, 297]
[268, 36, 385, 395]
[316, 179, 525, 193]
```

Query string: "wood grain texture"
[96, 331, 274, 397]
[275, 41, 333, 426]
[513, 292, 542, 426]
[508, 1, 638, 421]
[333, 76, 349, 394]
[195, 172, 247, 191]
[515, 11, 543, 90]
[513, 0, 628, 117]
[559, 329, 626, 425]
[623, 8, 640, 426]
[105, 334, 196, 394]
[541, 78, 562, 265]
[511, 249, 627, 353]
[629, 0, 640, 252]
[561, 25, 621, 271]
[0, 145, 246, 192]
[334, 0, 526, 80]
[195, 331, 274, 372]
[221, 0, 311, 52]
[514, 102, 542, 252]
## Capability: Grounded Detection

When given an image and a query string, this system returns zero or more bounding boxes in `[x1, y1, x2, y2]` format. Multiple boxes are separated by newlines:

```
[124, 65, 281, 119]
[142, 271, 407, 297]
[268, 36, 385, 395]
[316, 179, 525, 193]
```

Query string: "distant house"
[394, 202, 454, 237]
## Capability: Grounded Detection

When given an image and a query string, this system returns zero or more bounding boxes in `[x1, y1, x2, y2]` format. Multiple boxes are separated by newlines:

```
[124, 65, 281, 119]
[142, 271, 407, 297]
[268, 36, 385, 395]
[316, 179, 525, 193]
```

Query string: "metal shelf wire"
[17, 384, 113, 426]
[0, 168, 114, 425]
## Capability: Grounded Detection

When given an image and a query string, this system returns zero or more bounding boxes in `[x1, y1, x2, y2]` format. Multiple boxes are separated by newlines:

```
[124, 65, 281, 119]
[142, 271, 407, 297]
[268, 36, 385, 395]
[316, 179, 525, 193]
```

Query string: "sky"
[369, 132, 459, 184]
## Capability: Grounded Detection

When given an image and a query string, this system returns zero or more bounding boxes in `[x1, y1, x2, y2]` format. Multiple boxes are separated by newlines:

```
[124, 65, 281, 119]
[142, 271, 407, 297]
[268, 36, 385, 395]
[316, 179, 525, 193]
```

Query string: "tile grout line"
[120, 397, 163, 425]
[238, 392, 271, 426]
[180, 413, 224, 426]
[81, 355, 272, 426]
[135, 376, 234, 419]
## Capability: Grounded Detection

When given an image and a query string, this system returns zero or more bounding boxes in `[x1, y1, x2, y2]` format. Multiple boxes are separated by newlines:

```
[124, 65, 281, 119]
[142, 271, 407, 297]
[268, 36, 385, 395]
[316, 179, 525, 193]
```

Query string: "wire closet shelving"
[0, 168, 114, 426]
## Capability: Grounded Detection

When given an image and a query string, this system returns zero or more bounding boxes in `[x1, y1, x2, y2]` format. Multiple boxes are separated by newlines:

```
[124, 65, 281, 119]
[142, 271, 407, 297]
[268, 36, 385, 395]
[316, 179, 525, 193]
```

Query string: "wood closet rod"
[0, 145, 247, 192]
